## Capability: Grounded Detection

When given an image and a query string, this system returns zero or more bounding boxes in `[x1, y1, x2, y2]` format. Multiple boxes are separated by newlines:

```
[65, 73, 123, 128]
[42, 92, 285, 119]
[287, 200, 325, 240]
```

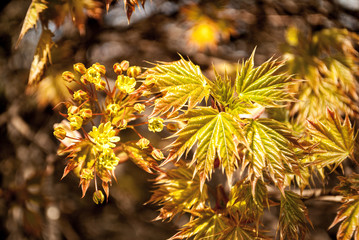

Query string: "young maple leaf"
[330, 196, 359, 240]
[279, 190, 312, 240]
[307, 108, 355, 169]
[168, 107, 244, 187]
[244, 118, 300, 191]
[235, 50, 294, 109]
[16, 0, 48, 47]
[147, 57, 210, 117]
[148, 164, 208, 221]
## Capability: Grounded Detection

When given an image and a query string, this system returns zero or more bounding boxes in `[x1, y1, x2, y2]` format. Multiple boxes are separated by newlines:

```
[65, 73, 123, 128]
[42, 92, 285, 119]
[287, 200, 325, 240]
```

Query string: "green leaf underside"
[244, 118, 299, 189]
[235, 50, 293, 107]
[279, 191, 311, 240]
[29, 29, 54, 85]
[17, 0, 48, 47]
[330, 196, 359, 240]
[148, 165, 207, 221]
[227, 180, 267, 224]
[307, 109, 354, 169]
[169, 107, 244, 186]
[150, 58, 210, 116]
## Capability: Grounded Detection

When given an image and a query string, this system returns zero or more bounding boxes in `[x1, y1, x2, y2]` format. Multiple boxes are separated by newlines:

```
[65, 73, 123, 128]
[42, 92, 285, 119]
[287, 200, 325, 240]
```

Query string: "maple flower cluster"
[53, 60, 165, 203]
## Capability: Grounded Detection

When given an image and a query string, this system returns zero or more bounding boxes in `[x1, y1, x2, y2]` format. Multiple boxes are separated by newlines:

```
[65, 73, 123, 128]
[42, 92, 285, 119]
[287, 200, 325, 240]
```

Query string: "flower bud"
[80, 75, 90, 85]
[113, 63, 123, 75]
[73, 90, 88, 102]
[92, 62, 106, 76]
[53, 126, 67, 140]
[144, 74, 157, 86]
[80, 108, 93, 120]
[73, 63, 86, 74]
[68, 115, 83, 130]
[148, 117, 164, 132]
[93, 190, 105, 204]
[151, 149, 165, 161]
[67, 106, 79, 115]
[166, 123, 179, 132]
[95, 80, 106, 91]
[127, 66, 141, 78]
[136, 138, 150, 149]
[120, 60, 129, 71]
[80, 168, 94, 180]
[62, 71, 75, 82]
[116, 119, 127, 130]
[134, 103, 145, 113]
[106, 103, 120, 116]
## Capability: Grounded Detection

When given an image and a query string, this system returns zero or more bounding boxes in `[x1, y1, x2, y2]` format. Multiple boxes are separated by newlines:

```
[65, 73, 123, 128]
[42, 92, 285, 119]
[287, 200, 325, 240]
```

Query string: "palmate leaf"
[235, 50, 293, 108]
[29, 29, 54, 86]
[330, 196, 359, 240]
[148, 164, 208, 221]
[148, 58, 210, 117]
[16, 0, 48, 47]
[279, 190, 311, 240]
[244, 118, 299, 190]
[227, 180, 267, 223]
[169, 107, 244, 186]
[307, 109, 355, 169]
[171, 208, 260, 240]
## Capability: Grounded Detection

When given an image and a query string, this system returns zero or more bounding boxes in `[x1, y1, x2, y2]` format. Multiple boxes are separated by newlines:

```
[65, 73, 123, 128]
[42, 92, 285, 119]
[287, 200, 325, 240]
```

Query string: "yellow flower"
[89, 122, 120, 149]
[148, 117, 164, 132]
[115, 75, 136, 93]
[136, 138, 150, 149]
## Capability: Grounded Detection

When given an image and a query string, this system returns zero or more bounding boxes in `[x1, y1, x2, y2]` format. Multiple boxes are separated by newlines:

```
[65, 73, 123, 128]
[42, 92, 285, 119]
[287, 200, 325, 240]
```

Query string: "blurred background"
[0, 0, 358, 239]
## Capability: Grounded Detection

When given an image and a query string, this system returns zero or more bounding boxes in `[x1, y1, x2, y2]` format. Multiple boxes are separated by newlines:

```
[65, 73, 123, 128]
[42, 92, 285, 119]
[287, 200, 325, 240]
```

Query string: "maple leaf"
[170, 208, 227, 240]
[148, 58, 210, 117]
[279, 190, 311, 240]
[169, 107, 244, 186]
[16, 0, 48, 47]
[227, 180, 267, 224]
[235, 50, 293, 108]
[148, 164, 208, 221]
[307, 109, 355, 169]
[244, 118, 299, 190]
[28, 29, 54, 86]
[330, 196, 359, 240]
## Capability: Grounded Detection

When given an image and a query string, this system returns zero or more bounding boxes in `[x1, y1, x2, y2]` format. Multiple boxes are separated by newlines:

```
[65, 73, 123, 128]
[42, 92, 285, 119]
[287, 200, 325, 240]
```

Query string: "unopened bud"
[67, 106, 79, 114]
[92, 63, 106, 76]
[134, 103, 145, 113]
[62, 71, 75, 82]
[166, 123, 179, 132]
[151, 149, 165, 161]
[80, 75, 90, 85]
[74, 63, 87, 74]
[116, 119, 127, 130]
[120, 60, 129, 71]
[127, 66, 141, 78]
[136, 138, 150, 149]
[73, 90, 88, 102]
[53, 126, 67, 140]
[113, 63, 123, 75]
[144, 74, 157, 86]
[68, 115, 83, 130]
[80, 108, 92, 120]
[93, 190, 105, 204]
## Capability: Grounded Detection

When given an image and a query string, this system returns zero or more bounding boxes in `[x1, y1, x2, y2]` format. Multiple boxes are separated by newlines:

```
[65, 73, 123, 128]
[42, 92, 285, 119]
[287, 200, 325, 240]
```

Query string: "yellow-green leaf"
[244, 118, 299, 189]
[169, 107, 244, 186]
[28, 29, 54, 85]
[148, 58, 210, 117]
[307, 109, 355, 169]
[17, 0, 48, 47]
[148, 164, 208, 221]
[235, 50, 293, 108]
[279, 190, 311, 240]
[330, 196, 359, 240]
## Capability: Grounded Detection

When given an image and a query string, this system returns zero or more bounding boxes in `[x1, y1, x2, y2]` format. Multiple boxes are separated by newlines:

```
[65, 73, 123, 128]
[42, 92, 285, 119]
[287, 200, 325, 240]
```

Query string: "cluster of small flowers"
[54, 60, 168, 203]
